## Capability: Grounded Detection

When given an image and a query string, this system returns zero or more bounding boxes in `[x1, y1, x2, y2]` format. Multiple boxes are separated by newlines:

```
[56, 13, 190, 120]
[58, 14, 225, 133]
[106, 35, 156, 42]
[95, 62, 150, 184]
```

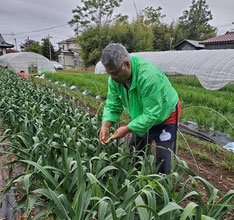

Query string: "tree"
[141, 6, 180, 51]
[68, 0, 126, 34]
[78, 25, 111, 67]
[20, 38, 36, 52]
[111, 18, 154, 53]
[179, 0, 217, 40]
[142, 6, 165, 26]
[41, 38, 55, 60]
[78, 18, 154, 67]
[25, 41, 42, 54]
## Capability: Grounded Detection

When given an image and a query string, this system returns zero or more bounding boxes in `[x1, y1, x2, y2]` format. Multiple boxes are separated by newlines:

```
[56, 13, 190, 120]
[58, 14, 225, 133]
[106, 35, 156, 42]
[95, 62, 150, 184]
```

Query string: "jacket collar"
[129, 56, 138, 90]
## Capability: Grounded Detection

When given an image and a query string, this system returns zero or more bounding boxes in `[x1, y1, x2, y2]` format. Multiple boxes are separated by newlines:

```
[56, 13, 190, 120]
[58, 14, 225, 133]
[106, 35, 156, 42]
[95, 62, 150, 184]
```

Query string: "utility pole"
[48, 34, 52, 60]
[11, 32, 15, 51]
[169, 37, 174, 50]
[76, 22, 79, 37]
[14, 38, 17, 51]
[99, 9, 102, 27]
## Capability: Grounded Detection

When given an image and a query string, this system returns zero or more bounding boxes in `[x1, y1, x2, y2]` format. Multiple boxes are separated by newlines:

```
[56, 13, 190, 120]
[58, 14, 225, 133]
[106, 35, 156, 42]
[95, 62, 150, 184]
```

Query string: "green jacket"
[102, 56, 179, 137]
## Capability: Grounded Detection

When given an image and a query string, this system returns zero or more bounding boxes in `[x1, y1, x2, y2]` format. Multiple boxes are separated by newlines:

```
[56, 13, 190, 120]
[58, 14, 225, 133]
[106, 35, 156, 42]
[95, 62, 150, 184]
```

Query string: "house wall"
[0, 48, 6, 55]
[58, 54, 74, 66]
[74, 54, 84, 67]
[57, 39, 83, 67]
[68, 43, 77, 50]
[204, 43, 234, 49]
[59, 43, 67, 50]
[58, 42, 78, 51]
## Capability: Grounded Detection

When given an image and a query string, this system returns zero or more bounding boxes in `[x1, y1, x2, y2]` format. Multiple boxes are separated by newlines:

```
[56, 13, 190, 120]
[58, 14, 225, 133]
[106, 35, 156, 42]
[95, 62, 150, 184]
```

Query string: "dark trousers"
[129, 123, 178, 174]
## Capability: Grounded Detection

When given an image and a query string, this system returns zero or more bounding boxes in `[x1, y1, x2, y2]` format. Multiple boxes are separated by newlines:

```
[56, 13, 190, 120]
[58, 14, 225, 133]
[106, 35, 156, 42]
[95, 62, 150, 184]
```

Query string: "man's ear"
[125, 61, 131, 70]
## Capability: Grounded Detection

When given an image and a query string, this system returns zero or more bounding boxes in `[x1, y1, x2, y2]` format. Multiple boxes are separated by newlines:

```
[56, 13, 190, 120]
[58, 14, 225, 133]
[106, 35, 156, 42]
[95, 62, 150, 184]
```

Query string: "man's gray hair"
[101, 43, 131, 69]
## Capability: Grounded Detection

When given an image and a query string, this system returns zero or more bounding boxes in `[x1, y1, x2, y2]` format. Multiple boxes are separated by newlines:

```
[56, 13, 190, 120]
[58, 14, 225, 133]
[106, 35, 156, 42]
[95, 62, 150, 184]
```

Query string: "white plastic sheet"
[95, 49, 234, 90]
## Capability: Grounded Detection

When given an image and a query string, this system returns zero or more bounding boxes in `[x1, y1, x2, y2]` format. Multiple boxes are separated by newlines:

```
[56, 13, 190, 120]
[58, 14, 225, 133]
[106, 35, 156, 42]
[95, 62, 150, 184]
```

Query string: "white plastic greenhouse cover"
[0, 52, 55, 74]
[94, 61, 107, 74]
[95, 49, 234, 90]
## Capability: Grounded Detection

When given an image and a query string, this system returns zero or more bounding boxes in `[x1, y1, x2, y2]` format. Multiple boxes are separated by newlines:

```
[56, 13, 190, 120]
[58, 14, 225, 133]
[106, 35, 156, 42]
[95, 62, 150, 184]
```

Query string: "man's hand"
[99, 126, 109, 145]
[113, 125, 130, 139]
[99, 121, 112, 145]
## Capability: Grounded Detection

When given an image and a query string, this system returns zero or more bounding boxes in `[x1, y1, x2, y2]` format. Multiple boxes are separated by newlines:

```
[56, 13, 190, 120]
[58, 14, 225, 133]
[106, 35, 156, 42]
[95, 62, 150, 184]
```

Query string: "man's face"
[105, 61, 131, 85]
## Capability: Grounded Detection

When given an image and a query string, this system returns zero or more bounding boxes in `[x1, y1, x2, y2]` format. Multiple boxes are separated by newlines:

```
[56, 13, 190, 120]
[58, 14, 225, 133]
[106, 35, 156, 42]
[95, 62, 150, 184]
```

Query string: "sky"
[1, 0, 234, 50]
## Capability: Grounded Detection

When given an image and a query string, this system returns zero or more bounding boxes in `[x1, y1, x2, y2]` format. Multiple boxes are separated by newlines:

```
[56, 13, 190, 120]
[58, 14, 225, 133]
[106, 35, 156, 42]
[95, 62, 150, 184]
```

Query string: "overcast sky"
[1, 0, 234, 50]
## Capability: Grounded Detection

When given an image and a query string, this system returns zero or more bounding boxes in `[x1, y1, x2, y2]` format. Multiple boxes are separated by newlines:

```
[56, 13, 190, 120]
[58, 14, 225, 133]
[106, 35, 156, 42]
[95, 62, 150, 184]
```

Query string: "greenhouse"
[95, 49, 234, 90]
[0, 52, 55, 74]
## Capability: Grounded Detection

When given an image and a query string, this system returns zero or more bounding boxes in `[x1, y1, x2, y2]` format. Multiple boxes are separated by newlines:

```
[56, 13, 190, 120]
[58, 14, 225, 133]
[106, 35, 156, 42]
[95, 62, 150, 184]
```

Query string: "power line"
[2, 24, 68, 36]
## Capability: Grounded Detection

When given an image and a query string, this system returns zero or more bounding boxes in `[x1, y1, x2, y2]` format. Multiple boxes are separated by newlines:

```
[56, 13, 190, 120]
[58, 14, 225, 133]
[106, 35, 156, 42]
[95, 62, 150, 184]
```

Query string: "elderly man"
[99, 43, 181, 174]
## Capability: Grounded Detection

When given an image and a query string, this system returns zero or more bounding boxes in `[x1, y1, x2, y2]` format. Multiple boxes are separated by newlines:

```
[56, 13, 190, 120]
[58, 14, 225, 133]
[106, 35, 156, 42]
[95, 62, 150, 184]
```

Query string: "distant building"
[57, 37, 83, 67]
[174, 40, 204, 50]
[0, 34, 14, 56]
[200, 31, 234, 49]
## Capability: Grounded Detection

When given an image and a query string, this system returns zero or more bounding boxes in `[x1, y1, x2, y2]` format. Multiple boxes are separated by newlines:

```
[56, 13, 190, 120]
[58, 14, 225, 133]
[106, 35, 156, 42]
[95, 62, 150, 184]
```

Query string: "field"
[43, 71, 234, 137]
[0, 68, 233, 219]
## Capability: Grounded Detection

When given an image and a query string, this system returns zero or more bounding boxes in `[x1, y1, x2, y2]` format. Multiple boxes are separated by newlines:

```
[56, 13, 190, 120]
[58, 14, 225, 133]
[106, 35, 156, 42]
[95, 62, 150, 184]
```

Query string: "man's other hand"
[114, 125, 130, 139]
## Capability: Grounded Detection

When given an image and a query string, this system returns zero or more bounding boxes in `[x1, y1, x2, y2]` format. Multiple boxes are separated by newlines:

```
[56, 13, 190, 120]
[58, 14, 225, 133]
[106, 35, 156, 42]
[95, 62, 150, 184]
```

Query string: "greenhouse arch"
[95, 49, 234, 90]
[0, 52, 55, 74]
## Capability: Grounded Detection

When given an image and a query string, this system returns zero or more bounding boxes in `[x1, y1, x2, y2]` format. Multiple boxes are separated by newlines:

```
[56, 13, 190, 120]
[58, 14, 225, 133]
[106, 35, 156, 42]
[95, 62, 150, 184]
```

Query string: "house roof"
[57, 37, 76, 44]
[175, 39, 204, 49]
[200, 31, 234, 44]
[0, 34, 14, 48]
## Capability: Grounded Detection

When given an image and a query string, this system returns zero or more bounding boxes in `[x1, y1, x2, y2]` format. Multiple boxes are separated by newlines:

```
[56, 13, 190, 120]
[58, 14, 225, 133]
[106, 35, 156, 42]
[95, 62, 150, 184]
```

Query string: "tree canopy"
[25, 41, 42, 54]
[41, 38, 56, 60]
[68, 0, 217, 67]
[68, 0, 126, 34]
[179, 0, 217, 40]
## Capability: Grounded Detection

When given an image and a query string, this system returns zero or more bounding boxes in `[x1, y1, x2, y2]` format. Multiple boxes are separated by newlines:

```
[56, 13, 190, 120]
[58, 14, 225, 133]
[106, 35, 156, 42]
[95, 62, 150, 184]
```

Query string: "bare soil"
[177, 144, 234, 195]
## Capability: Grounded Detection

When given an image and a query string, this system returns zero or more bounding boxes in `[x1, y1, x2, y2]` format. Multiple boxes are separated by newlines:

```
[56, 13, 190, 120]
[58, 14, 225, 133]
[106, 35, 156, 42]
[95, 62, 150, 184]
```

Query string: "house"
[0, 34, 14, 56]
[57, 37, 83, 67]
[199, 31, 234, 49]
[174, 40, 204, 50]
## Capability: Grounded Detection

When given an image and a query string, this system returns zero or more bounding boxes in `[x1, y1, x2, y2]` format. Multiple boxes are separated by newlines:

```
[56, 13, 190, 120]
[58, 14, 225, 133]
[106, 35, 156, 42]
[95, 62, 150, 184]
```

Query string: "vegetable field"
[44, 72, 234, 137]
[0, 68, 233, 219]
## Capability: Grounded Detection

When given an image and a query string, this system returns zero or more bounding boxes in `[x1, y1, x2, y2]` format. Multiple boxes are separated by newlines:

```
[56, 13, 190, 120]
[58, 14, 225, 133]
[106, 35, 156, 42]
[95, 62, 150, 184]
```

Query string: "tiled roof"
[175, 39, 204, 49]
[185, 40, 204, 48]
[0, 34, 14, 48]
[200, 31, 234, 44]
[57, 37, 76, 44]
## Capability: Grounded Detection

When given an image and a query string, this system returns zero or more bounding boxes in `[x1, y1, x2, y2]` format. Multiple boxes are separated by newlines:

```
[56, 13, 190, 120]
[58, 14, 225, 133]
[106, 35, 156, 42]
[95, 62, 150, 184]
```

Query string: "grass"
[168, 75, 234, 93]
[177, 132, 234, 171]
[222, 153, 234, 172]
[44, 72, 108, 99]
